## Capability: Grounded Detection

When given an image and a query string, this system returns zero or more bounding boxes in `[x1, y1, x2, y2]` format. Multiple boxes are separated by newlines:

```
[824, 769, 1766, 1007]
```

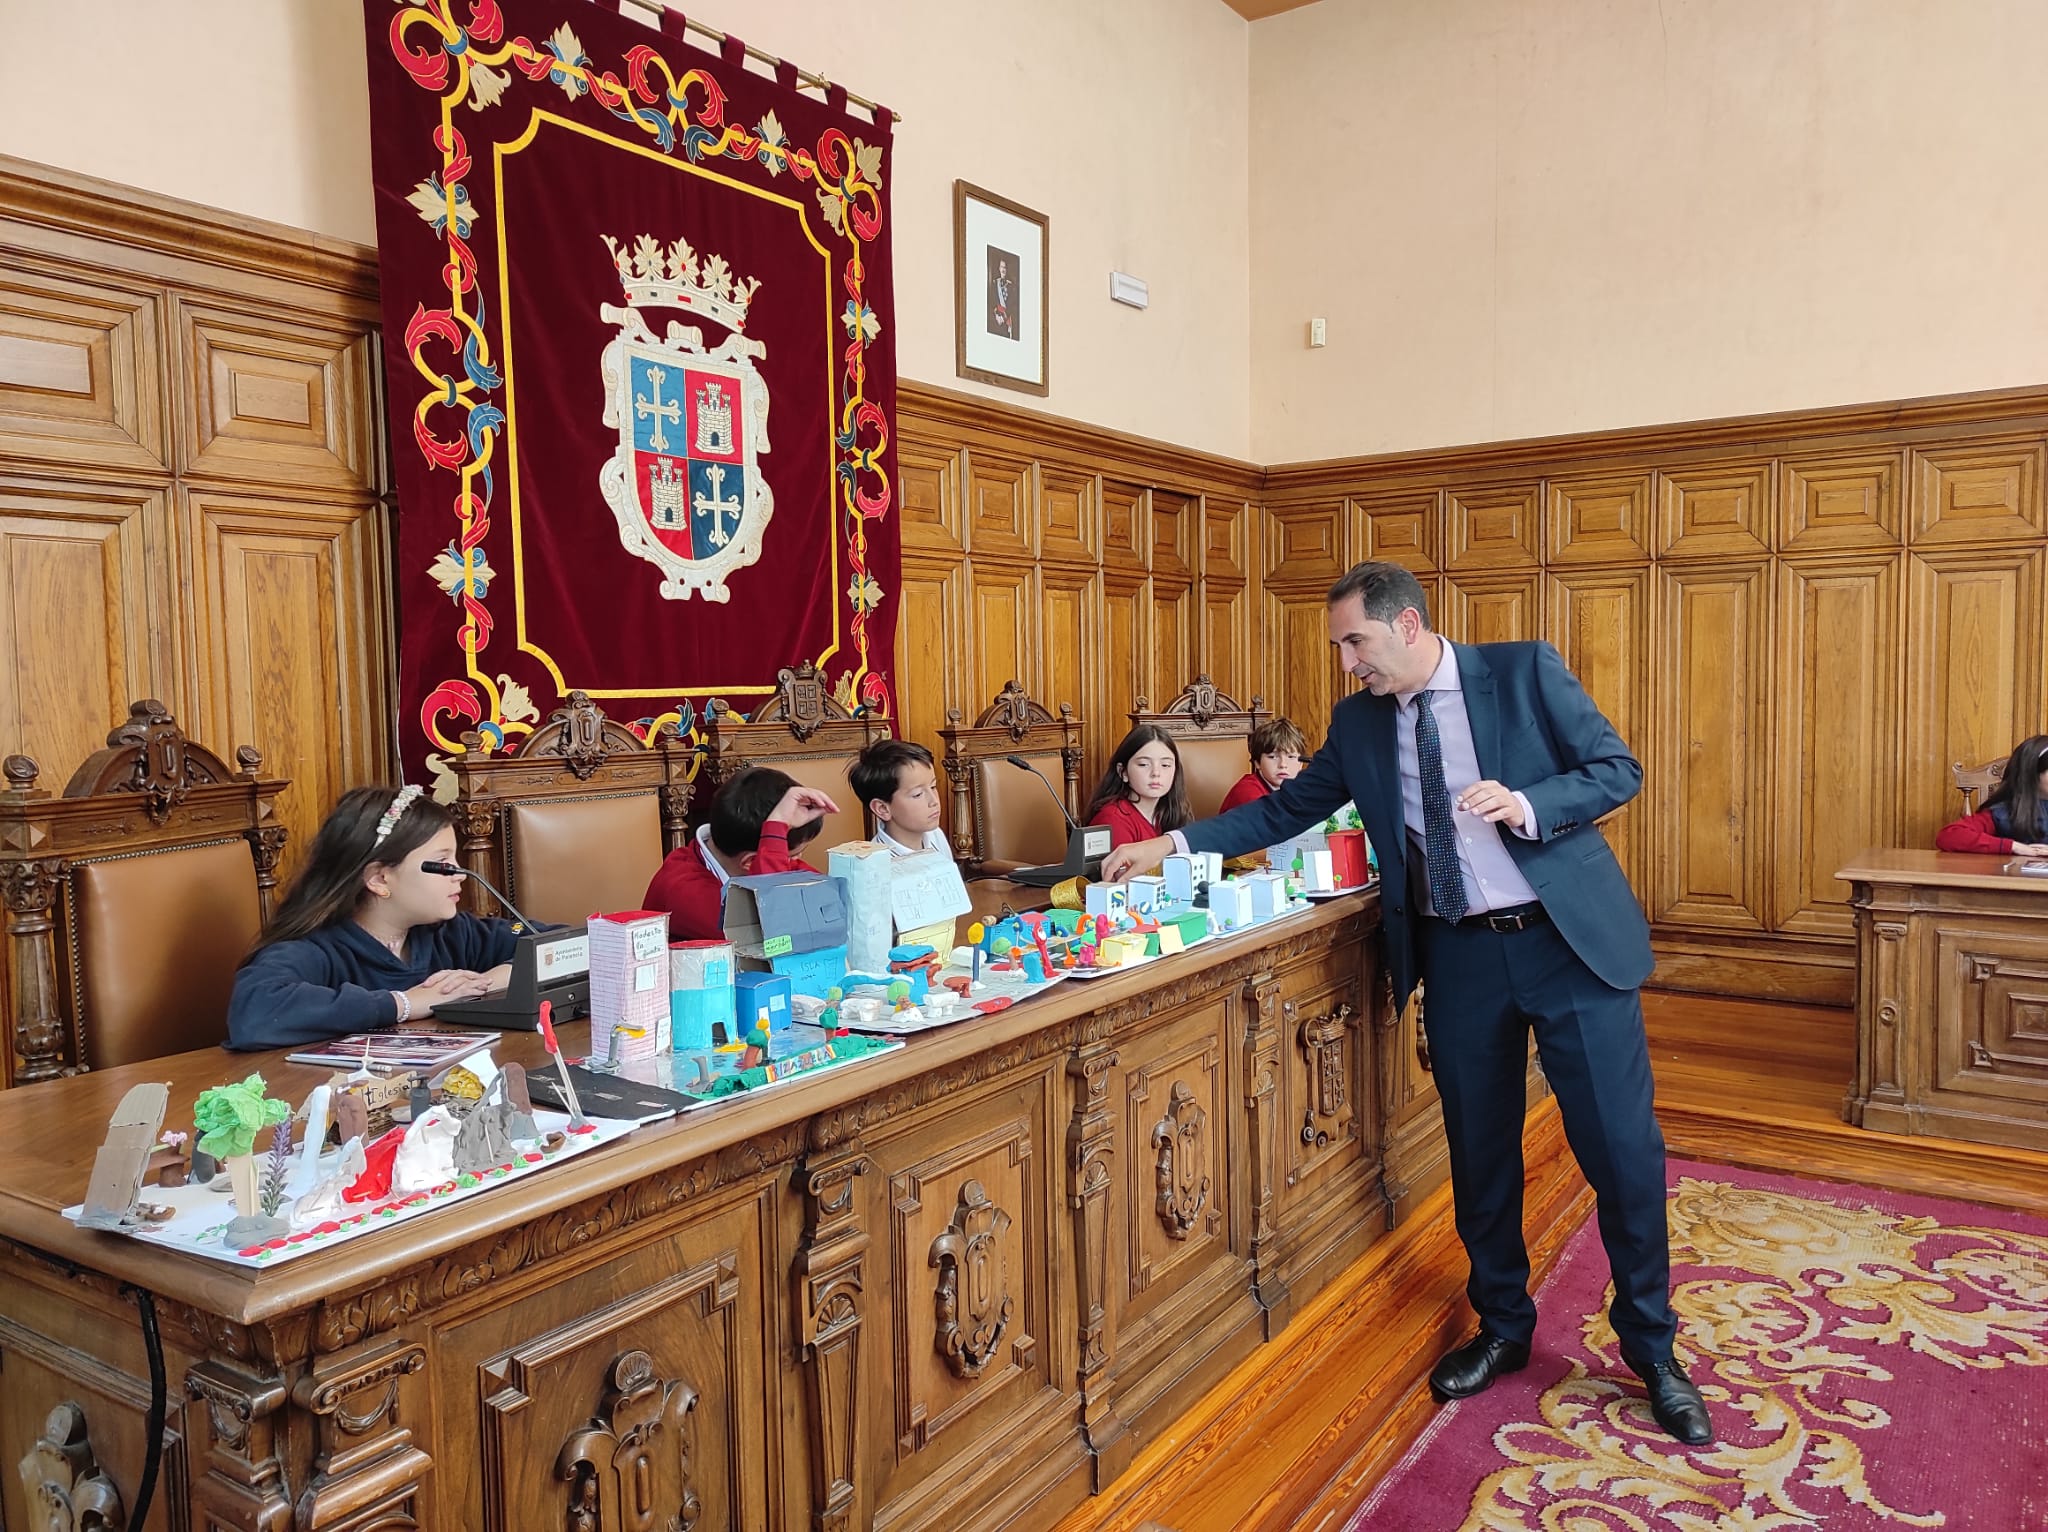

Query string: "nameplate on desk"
[534, 931, 590, 979]
[1081, 826, 1113, 859]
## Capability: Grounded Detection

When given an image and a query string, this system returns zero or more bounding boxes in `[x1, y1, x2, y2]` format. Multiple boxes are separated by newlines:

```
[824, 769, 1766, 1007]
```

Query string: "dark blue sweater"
[226, 914, 520, 1051]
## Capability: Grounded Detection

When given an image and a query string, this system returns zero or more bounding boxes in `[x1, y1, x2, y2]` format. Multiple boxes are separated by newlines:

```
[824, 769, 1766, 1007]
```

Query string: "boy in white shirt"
[849, 739, 953, 857]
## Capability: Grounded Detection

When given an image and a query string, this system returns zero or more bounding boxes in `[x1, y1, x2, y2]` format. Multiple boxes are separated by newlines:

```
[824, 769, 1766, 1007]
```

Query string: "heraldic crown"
[602, 233, 762, 332]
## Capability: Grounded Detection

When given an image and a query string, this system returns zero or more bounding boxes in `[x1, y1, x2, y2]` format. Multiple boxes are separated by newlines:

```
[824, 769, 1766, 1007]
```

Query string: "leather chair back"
[780, 756, 867, 867]
[506, 793, 665, 924]
[1129, 676, 1273, 821]
[1176, 737, 1252, 818]
[973, 751, 1069, 868]
[71, 841, 261, 1068]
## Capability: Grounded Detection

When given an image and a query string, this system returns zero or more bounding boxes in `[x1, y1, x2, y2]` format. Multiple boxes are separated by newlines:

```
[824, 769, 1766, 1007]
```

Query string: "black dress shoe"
[1632, 1358, 1713, 1445]
[1429, 1333, 1531, 1402]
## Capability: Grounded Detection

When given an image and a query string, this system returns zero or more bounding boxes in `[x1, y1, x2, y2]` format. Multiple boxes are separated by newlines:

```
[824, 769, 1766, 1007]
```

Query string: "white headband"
[372, 784, 423, 844]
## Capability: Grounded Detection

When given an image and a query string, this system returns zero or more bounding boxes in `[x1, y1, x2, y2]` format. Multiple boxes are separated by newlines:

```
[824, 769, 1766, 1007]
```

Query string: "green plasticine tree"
[192, 1073, 292, 1162]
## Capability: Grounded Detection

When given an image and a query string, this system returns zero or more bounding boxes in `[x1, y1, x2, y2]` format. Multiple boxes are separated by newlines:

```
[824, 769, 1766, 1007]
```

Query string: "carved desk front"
[0, 891, 1417, 1532]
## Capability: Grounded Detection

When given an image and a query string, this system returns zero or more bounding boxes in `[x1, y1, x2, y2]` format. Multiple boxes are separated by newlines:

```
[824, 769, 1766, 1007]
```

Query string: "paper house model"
[1245, 871, 1287, 922]
[588, 910, 672, 1060]
[1125, 875, 1168, 913]
[725, 871, 849, 966]
[827, 841, 895, 975]
[1162, 852, 1224, 906]
[1208, 878, 1255, 932]
[1084, 882, 1130, 919]
[1302, 848, 1337, 893]
[670, 940, 735, 1050]
[735, 970, 793, 1035]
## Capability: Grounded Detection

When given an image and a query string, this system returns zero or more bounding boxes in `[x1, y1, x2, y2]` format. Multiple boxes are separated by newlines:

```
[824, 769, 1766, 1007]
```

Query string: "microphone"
[422, 861, 542, 933]
[1005, 755, 1081, 831]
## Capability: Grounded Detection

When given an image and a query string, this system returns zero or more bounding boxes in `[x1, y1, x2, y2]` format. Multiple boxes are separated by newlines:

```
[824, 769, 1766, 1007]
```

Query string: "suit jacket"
[1183, 640, 1653, 1009]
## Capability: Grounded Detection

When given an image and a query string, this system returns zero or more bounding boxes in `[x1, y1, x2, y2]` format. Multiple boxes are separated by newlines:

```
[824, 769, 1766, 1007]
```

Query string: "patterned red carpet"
[1348, 1159, 2048, 1531]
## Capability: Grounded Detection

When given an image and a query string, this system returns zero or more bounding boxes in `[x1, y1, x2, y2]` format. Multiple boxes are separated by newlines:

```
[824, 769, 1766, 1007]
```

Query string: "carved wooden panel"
[1651, 561, 1770, 931]
[0, 479, 172, 784]
[1201, 579, 1251, 712]
[0, 265, 166, 473]
[883, 1108, 1043, 1468]
[1547, 566, 1650, 894]
[1545, 473, 1650, 566]
[181, 488, 391, 886]
[894, 555, 970, 777]
[1656, 462, 1773, 560]
[1152, 580, 1195, 712]
[1264, 503, 1345, 584]
[1040, 567, 1097, 733]
[1353, 490, 1439, 571]
[1911, 441, 2046, 546]
[1100, 574, 1148, 787]
[1904, 546, 2046, 838]
[1039, 468, 1101, 566]
[1102, 481, 1148, 570]
[1780, 451, 1902, 552]
[1262, 586, 1349, 739]
[1282, 991, 1363, 1190]
[1439, 570, 1542, 646]
[1124, 1033, 1228, 1302]
[970, 563, 1036, 709]
[1932, 926, 2048, 1101]
[175, 300, 377, 491]
[1203, 498, 1252, 583]
[1151, 492, 1196, 582]
[897, 440, 964, 555]
[1444, 483, 1541, 570]
[964, 450, 1034, 561]
[1772, 554, 1901, 937]
[462, 1235, 761, 1531]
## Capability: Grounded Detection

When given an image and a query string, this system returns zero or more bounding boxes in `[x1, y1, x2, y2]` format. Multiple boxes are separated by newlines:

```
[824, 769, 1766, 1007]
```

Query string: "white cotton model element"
[390, 1106, 462, 1194]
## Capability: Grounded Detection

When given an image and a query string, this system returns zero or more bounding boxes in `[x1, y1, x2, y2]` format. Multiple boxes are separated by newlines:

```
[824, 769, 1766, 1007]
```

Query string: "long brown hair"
[248, 786, 454, 955]
[1985, 734, 2048, 841]
[1084, 725, 1192, 832]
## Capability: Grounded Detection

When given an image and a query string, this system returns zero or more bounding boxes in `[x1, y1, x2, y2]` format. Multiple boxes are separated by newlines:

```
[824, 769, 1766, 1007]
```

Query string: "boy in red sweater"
[644, 767, 839, 940]
[1220, 717, 1310, 813]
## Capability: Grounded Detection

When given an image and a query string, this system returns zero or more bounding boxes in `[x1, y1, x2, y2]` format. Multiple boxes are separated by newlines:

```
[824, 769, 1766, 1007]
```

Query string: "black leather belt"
[1438, 901, 1548, 933]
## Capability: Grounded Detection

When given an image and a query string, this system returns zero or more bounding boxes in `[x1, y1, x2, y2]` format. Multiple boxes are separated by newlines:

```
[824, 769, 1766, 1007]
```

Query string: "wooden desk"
[0, 889, 1440, 1532]
[1838, 849, 2048, 1149]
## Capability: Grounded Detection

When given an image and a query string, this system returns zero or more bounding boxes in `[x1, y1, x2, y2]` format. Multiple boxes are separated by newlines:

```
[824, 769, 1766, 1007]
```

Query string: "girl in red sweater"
[1084, 726, 1192, 848]
[1935, 735, 2048, 855]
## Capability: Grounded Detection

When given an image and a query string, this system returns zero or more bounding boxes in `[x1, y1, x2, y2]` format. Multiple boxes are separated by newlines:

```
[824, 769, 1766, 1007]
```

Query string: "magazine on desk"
[285, 1029, 499, 1073]
[2006, 858, 2048, 877]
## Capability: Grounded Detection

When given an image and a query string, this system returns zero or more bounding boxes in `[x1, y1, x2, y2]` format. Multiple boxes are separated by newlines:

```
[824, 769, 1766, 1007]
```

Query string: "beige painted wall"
[1248, 0, 2048, 461]
[0, 0, 1252, 458]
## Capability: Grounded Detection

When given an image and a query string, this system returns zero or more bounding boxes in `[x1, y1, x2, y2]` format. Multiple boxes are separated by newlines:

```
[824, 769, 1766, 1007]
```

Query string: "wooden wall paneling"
[897, 439, 965, 557]
[1261, 585, 1349, 738]
[0, 263, 167, 475]
[1352, 490, 1440, 573]
[1100, 572, 1150, 788]
[969, 560, 1039, 711]
[1910, 438, 2046, 546]
[1547, 566, 1650, 892]
[172, 297, 378, 492]
[1151, 579, 1196, 721]
[1039, 467, 1102, 568]
[1200, 577, 1252, 716]
[1655, 461, 1774, 561]
[1771, 553, 1902, 938]
[1150, 491, 1196, 585]
[1443, 482, 1541, 571]
[0, 478, 175, 780]
[1903, 545, 2046, 839]
[1264, 502, 1345, 587]
[1102, 480, 1148, 572]
[964, 449, 1037, 562]
[1650, 560, 1771, 931]
[1439, 569, 1543, 646]
[1040, 565, 1098, 735]
[1544, 473, 1651, 566]
[893, 554, 970, 757]
[1202, 497, 1252, 586]
[1780, 451, 1902, 552]
[181, 487, 391, 884]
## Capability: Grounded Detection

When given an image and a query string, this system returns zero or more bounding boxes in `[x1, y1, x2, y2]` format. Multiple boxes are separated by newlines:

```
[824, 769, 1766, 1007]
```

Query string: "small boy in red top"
[1220, 717, 1310, 813]
[644, 767, 839, 940]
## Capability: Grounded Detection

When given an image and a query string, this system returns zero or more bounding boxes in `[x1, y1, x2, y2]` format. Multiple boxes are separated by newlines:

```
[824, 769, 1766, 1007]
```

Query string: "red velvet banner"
[364, 0, 897, 789]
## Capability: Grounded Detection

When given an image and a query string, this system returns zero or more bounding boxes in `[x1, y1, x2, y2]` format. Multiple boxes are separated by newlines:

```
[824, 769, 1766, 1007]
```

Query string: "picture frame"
[954, 180, 1049, 396]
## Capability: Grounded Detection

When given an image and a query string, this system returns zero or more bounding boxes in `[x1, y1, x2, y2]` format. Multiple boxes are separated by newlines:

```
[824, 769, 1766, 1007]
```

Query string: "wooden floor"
[1054, 989, 2048, 1532]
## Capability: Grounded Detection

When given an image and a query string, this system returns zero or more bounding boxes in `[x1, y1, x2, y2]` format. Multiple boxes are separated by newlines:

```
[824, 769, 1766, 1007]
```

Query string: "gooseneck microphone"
[1004, 755, 1082, 831]
[422, 860, 542, 933]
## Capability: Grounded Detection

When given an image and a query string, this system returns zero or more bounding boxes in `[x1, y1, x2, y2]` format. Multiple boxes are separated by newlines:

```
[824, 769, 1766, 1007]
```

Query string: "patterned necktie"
[1413, 690, 1469, 921]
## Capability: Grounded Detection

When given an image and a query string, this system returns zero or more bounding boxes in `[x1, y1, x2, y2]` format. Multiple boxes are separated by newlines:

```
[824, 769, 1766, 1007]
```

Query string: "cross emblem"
[634, 365, 682, 452]
[693, 463, 741, 547]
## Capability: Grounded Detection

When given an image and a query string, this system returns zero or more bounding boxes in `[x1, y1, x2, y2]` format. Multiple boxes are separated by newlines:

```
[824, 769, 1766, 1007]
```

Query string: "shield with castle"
[598, 233, 774, 602]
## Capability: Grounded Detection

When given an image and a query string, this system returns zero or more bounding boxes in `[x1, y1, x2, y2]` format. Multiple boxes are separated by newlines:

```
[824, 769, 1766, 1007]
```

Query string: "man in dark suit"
[1103, 561, 1712, 1445]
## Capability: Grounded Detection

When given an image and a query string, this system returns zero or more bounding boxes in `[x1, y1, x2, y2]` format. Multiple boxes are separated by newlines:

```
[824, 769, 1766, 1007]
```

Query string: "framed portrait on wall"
[954, 181, 1048, 396]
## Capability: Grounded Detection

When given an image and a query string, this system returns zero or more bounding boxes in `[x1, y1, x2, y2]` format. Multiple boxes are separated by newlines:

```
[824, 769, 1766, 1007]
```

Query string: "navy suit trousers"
[1417, 912, 1677, 1363]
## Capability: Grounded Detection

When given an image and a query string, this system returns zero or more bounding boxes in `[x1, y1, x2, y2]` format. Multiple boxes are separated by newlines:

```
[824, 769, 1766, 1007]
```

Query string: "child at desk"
[1085, 725, 1192, 848]
[850, 739, 951, 857]
[1220, 717, 1309, 812]
[226, 785, 518, 1050]
[1936, 735, 2048, 855]
[644, 766, 839, 940]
